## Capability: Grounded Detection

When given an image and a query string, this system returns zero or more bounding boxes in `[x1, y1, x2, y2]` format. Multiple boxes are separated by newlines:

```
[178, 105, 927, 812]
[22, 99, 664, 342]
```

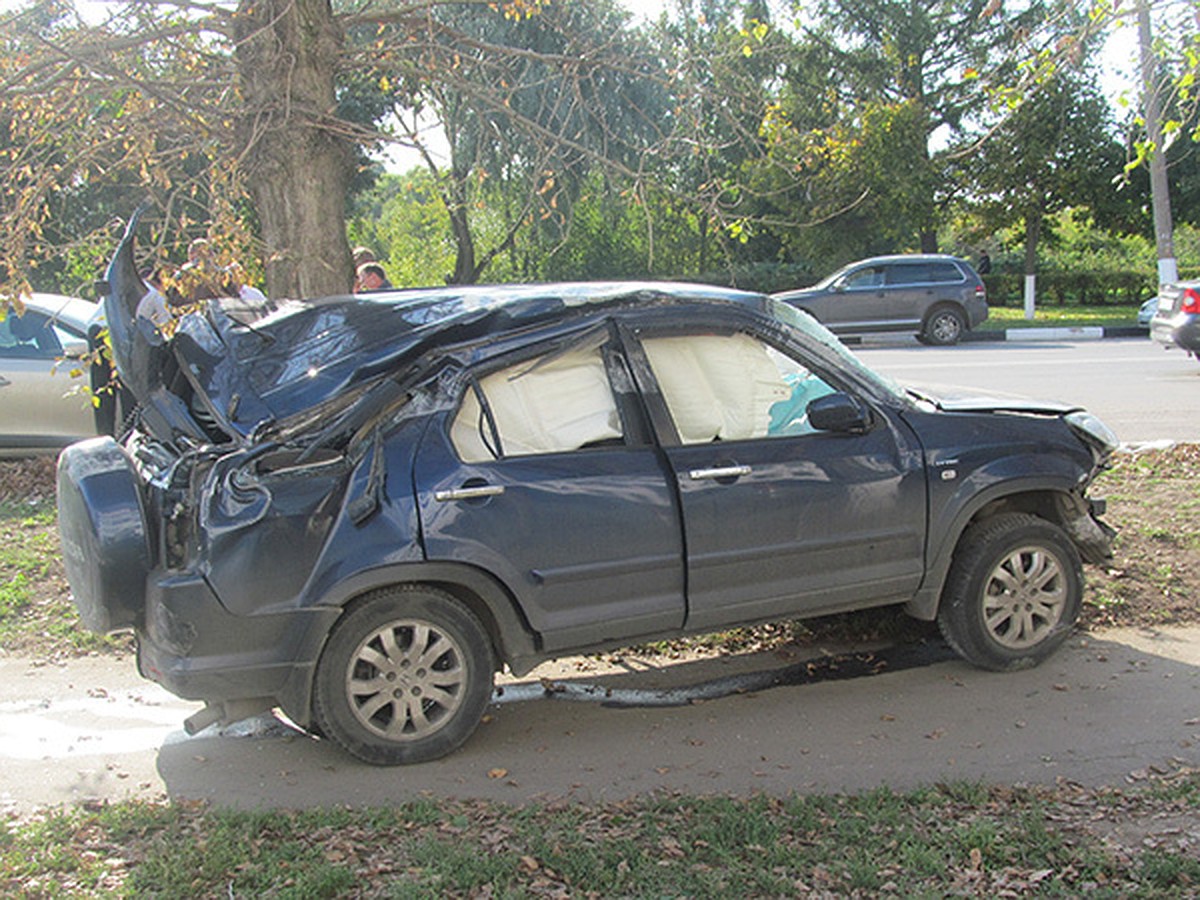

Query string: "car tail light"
[1182, 287, 1200, 314]
[975, 284, 986, 301]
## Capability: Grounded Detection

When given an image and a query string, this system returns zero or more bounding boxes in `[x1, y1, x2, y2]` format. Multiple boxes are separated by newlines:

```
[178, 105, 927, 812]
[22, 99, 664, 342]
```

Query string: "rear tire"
[922, 306, 966, 346]
[938, 513, 1081, 671]
[314, 586, 495, 765]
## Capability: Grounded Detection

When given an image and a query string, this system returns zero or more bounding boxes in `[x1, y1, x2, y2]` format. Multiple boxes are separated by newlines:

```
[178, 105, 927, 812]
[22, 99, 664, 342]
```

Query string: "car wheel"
[922, 306, 966, 345]
[313, 586, 495, 765]
[937, 513, 1082, 671]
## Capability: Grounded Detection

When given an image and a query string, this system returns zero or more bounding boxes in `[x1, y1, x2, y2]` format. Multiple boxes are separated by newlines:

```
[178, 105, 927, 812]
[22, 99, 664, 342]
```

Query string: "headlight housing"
[1065, 410, 1120, 462]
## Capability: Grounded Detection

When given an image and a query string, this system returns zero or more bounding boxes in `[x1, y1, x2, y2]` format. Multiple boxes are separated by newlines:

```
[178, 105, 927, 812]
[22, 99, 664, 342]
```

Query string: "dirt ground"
[1, 443, 1198, 661]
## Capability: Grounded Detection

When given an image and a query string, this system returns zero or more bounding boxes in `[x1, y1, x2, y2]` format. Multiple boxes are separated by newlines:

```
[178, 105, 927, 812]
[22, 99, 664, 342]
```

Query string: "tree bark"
[234, 0, 354, 299]
[1022, 204, 1043, 318]
[1023, 208, 1042, 277]
[446, 174, 477, 285]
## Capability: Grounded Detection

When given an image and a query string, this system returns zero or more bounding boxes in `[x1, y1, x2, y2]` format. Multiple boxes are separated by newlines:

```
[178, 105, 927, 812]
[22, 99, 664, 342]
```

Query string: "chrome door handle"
[688, 465, 751, 481]
[434, 484, 505, 502]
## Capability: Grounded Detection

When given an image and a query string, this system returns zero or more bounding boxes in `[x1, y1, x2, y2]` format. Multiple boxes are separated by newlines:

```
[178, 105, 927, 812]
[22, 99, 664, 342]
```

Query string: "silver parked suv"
[773, 254, 989, 345]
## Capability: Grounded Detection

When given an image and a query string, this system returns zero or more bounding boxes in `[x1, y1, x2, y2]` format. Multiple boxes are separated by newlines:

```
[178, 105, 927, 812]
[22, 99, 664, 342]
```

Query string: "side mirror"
[808, 393, 873, 435]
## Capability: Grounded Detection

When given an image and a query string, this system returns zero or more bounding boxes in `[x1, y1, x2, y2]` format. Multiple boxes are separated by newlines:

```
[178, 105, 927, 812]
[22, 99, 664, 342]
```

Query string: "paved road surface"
[857, 336, 1200, 444]
[2, 627, 1197, 813]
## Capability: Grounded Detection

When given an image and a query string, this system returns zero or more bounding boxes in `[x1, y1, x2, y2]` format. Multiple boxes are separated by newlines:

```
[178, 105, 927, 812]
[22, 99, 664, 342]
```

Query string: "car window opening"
[452, 343, 624, 462]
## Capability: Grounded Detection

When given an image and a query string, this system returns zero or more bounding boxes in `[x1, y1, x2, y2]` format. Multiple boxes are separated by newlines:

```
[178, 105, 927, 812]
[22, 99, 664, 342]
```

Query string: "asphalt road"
[856, 335, 1200, 444]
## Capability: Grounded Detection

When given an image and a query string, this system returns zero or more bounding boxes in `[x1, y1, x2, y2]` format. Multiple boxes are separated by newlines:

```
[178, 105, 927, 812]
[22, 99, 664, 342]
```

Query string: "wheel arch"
[277, 561, 541, 727]
[905, 479, 1094, 621]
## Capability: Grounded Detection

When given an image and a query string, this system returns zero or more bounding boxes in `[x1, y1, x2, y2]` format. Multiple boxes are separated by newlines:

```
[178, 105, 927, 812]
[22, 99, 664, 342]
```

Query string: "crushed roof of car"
[184, 281, 770, 434]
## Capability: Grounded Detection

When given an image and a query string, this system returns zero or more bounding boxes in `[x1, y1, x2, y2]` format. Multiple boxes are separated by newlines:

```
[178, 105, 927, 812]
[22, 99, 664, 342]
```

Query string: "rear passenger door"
[413, 331, 686, 653]
[881, 262, 932, 328]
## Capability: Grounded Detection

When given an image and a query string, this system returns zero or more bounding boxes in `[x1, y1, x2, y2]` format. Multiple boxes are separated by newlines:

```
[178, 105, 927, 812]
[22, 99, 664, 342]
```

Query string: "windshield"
[809, 262, 852, 291]
[765, 298, 908, 404]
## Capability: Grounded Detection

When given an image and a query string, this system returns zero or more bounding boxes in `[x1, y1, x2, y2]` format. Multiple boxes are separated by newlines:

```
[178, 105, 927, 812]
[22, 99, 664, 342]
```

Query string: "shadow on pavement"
[154, 628, 1200, 809]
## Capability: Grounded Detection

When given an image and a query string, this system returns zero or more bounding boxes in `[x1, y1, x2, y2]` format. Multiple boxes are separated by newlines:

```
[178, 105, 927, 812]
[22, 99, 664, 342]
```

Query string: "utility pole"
[1138, 0, 1178, 287]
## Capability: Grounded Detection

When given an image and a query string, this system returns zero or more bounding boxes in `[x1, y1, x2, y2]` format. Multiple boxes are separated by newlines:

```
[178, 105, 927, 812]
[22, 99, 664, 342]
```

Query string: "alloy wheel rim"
[932, 313, 961, 343]
[982, 545, 1067, 649]
[345, 618, 467, 740]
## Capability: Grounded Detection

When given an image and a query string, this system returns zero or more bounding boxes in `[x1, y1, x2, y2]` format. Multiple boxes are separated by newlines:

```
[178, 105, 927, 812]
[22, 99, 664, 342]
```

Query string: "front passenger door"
[632, 329, 927, 630]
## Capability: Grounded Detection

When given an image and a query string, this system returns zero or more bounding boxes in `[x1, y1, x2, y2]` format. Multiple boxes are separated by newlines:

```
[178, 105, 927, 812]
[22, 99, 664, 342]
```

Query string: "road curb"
[964, 325, 1146, 343]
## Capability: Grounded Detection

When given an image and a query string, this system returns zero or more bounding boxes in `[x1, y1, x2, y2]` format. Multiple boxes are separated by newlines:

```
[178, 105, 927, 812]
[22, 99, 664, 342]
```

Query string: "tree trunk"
[234, 0, 354, 299]
[1023, 210, 1042, 277]
[447, 178, 477, 285]
[1022, 206, 1043, 319]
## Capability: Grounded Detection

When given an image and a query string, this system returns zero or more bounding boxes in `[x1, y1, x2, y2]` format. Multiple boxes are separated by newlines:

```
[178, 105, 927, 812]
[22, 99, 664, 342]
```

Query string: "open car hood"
[105, 213, 168, 411]
[907, 382, 1079, 416]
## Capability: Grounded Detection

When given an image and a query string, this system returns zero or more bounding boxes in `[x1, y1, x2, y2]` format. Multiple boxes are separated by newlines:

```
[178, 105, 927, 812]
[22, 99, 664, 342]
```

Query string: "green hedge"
[691, 266, 1157, 303]
[983, 271, 1153, 307]
[690, 262, 818, 294]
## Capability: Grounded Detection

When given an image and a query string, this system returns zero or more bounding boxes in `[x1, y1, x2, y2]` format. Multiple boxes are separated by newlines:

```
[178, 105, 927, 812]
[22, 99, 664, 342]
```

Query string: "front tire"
[314, 586, 495, 765]
[922, 306, 966, 346]
[938, 513, 1082, 671]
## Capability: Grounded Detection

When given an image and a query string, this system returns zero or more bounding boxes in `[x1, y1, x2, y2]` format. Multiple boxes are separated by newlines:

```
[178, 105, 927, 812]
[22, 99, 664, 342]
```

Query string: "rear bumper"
[136, 571, 342, 725]
[1150, 314, 1200, 352]
[967, 297, 989, 329]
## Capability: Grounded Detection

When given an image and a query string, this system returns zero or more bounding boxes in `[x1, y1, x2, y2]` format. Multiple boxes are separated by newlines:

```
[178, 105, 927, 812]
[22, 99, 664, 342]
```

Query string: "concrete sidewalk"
[3, 626, 1197, 813]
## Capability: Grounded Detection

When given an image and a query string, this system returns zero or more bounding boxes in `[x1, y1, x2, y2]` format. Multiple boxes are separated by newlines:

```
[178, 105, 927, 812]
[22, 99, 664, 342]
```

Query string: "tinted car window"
[642, 332, 837, 442]
[452, 344, 623, 462]
[841, 266, 884, 289]
[884, 263, 933, 286]
[927, 262, 964, 283]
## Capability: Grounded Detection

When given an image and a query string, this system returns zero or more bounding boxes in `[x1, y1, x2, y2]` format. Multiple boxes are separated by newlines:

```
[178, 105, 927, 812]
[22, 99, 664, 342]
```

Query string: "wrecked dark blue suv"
[57, 218, 1116, 765]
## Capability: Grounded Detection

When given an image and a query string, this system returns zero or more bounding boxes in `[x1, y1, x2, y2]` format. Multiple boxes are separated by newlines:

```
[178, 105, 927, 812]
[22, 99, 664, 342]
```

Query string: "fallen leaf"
[488, 768, 508, 779]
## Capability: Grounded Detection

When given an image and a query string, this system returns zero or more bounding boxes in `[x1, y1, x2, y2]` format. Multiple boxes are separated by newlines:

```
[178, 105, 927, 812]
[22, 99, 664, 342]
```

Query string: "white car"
[1137, 296, 1158, 328]
[0, 293, 105, 455]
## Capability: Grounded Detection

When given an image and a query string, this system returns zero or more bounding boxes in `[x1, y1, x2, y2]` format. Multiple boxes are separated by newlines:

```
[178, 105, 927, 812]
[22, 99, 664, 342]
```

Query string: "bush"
[983, 271, 1153, 307]
[691, 262, 818, 294]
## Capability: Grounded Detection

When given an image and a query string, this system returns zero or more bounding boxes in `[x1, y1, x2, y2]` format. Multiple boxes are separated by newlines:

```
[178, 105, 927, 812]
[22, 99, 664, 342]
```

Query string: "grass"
[0, 499, 127, 654]
[980, 304, 1142, 330]
[3, 776, 1197, 897]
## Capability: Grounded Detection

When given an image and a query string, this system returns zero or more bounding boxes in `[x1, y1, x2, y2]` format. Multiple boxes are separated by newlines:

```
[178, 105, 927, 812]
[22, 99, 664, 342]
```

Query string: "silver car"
[1149, 282, 1200, 361]
[773, 254, 989, 345]
[0, 293, 103, 455]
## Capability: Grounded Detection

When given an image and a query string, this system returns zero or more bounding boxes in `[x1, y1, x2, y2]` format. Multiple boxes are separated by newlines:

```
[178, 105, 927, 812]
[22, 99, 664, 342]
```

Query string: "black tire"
[937, 513, 1082, 672]
[921, 306, 966, 346]
[313, 586, 495, 765]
